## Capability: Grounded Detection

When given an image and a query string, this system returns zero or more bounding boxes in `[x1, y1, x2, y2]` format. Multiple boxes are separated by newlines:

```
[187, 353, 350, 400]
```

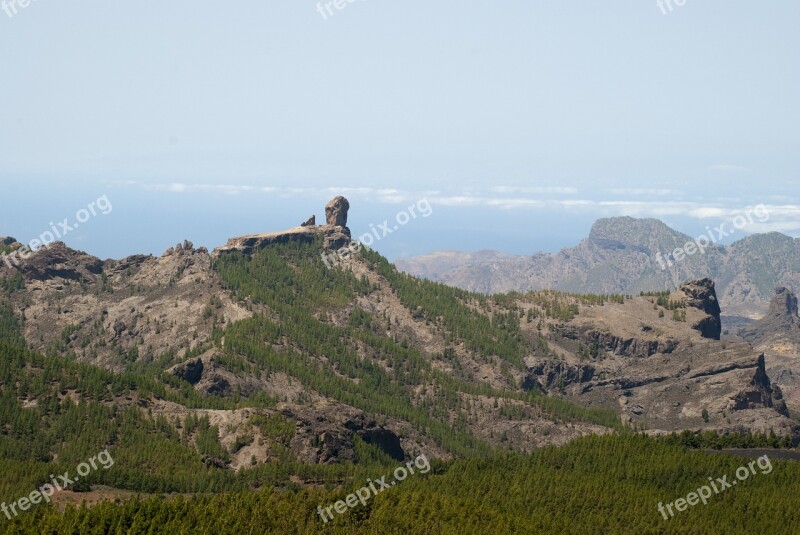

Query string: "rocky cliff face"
[740, 287, 800, 344]
[681, 278, 722, 340]
[738, 287, 800, 412]
[524, 280, 796, 439]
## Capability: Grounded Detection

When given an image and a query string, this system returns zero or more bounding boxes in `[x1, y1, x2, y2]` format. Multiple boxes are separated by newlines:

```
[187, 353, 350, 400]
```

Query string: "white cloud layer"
[115, 180, 800, 237]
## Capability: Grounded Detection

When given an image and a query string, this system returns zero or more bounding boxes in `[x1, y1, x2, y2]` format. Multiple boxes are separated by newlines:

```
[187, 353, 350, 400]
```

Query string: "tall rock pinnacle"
[325, 196, 350, 227]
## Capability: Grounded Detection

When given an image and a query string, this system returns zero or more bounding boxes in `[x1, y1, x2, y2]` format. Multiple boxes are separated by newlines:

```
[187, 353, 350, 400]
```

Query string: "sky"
[0, 1, 798, 260]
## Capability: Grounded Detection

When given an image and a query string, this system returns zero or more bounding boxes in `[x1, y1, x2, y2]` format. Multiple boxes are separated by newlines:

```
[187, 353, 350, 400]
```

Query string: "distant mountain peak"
[398, 216, 799, 319]
[585, 216, 690, 256]
[588, 217, 689, 246]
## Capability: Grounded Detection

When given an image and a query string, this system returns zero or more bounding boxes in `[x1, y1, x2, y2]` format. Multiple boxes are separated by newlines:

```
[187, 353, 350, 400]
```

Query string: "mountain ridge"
[2, 197, 800, 533]
[397, 216, 800, 320]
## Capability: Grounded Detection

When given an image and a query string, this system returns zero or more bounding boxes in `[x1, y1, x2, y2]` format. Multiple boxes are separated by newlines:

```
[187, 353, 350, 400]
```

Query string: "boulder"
[325, 196, 350, 227]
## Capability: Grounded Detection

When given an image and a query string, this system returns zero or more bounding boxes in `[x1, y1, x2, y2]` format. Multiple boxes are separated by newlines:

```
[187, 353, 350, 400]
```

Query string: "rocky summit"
[215, 196, 353, 255]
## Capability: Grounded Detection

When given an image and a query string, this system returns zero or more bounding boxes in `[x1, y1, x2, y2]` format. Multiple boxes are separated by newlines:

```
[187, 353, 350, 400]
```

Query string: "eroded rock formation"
[325, 196, 349, 227]
[216, 196, 353, 255]
[681, 278, 722, 340]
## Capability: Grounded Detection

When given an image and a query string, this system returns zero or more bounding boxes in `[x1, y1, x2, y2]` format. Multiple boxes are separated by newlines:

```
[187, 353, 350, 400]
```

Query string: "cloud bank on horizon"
[108, 179, 800, 236]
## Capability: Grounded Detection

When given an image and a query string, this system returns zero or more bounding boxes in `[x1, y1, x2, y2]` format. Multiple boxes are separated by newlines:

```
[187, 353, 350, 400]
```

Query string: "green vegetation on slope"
[0, 295, 404, 503]
[5, 434, 799, 534]
[214, 242, 621, 454]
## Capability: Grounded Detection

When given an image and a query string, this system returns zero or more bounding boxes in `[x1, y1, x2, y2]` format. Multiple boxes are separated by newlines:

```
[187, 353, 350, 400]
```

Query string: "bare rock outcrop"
[728, 354, 789, 416]
[680, 278, 722, 340]
[740, 287, 800, 344]
[344, 416, 405, 461]
[580, 329, 678, 358]
[170, 358, 204, 385]
[196, 373, 232, 396]
[11, 242, 103, 282]
[325, 196, 349, 227]
[524, 362, 596, 391]
[322, 227, 353, 250]
[216, 196, 353, 255]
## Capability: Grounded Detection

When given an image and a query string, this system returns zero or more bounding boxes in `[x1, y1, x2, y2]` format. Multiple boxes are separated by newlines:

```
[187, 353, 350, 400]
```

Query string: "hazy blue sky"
[1, 1, 798, 260]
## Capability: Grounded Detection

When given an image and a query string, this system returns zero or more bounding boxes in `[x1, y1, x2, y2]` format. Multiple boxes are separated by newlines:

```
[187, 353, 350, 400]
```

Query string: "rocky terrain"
[1, 199, 799, 474]
[522, 279, 794, 438]
[738, 287, 800, 412]
[397, 217, 800, 322]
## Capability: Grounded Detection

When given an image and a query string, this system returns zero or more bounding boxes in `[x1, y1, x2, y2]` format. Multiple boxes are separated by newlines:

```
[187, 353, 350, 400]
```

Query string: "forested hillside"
[1, 236, 799, 533]
[4, 434, 800, 534]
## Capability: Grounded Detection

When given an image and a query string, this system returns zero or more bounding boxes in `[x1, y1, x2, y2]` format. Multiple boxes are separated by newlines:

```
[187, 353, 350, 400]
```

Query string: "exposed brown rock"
[196, 373, 232, 396]
[217, 227, 318, 255]
[215, 196, 352, 255]
[680, 278, 722, 340]
[322, 228, 353, 251]
[325, 196, 349, 227]
[7, 242, 249, 370]
[12, 242, 103, 282]
[728, 355, 789, 416]
[170, 358, 204, 385]
[524, 362, 595, 391]
[740, 287, 800, 344]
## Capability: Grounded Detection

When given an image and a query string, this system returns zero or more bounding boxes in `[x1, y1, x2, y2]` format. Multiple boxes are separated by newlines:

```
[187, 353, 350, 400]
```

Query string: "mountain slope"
[397, 217, 800, 320]
[2, 224, 794, 457]
[2, 199, 799, 533]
